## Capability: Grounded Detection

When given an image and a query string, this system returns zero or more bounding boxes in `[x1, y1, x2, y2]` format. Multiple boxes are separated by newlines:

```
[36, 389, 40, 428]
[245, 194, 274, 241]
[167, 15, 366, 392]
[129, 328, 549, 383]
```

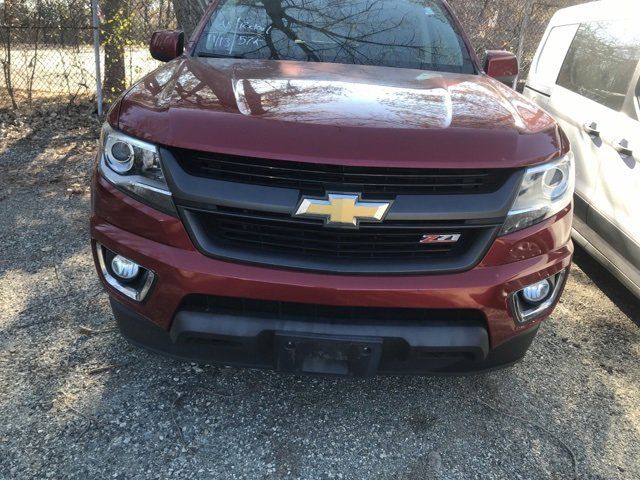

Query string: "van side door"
[591, 64, 640, 269]
[555, 19, 640, 268]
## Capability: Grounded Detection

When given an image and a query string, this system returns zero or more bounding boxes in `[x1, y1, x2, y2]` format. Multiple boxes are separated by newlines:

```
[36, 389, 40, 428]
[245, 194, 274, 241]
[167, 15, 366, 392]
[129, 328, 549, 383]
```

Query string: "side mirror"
[484, 50, 519, 87]
[150, 30, 185, 62]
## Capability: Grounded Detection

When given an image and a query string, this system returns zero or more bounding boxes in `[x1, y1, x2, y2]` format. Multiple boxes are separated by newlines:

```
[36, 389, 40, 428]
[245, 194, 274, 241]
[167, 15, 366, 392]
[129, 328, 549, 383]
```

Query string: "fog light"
[521, 279, 551, 304]
[96, 243, 155, 302]
[111, 255, 140, 281]
[511, 270, 566, 324]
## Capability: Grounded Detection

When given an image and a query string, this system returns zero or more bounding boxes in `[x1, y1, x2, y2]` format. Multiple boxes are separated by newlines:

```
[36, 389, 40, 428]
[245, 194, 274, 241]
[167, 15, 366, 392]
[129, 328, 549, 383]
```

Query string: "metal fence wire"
[448, 0, 586, 83]
[1, 0, 587, 110]
[1, 0, 95, 108]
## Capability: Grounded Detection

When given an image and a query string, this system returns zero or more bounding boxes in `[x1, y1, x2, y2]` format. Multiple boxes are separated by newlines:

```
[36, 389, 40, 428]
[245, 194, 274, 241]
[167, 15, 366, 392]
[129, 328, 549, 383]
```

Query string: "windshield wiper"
[196, 52, 246, 59]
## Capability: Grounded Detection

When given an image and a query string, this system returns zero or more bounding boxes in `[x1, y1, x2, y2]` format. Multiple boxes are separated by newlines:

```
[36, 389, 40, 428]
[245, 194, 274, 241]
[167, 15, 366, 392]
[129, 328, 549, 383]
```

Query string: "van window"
[533, 24, 578, 89]
[557, 20, 640, 111]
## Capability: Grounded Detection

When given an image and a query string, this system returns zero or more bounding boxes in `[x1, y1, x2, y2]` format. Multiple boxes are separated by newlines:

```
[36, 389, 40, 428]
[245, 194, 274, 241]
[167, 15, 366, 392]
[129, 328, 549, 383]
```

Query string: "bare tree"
[0, 0, 17, 108]
[103, 0, 126, 97]
[26, 1, 43, 107]
[171, 0, 209, 38]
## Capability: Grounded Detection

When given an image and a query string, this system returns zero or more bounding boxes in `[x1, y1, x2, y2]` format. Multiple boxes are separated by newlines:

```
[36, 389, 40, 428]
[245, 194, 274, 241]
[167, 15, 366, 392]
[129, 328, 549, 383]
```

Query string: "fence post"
[514, 0, 534, 90]
[2, 24, 18, 109]
[91, 0, 103, 116]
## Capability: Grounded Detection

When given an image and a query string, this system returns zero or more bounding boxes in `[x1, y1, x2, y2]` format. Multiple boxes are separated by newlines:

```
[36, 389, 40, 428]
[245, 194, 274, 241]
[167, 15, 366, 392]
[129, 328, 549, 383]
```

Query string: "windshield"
[195, 0, 475, 74]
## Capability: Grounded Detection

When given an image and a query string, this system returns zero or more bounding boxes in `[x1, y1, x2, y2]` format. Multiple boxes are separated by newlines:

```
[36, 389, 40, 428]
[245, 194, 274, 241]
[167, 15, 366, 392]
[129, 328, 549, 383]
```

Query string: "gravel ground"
[1, 105, 638, 480]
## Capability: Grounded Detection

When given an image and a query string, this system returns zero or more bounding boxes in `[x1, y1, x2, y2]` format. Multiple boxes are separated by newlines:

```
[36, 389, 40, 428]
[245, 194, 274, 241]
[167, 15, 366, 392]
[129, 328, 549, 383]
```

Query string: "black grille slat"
[219, 232, 449, 248]
[182, 294, 487, 327]
[217, 232, 452, 253]
[209, 206, 483, 230]
[196, 161, 493, 181]
[217, 237, 451, 257]
[173, 149, 511, 196]
[199, 169, 487, 189]
[215, 221, 454, 249]
[195, 156, 493, 179]
[190, 207, 485, 260]
[216, 219, 451, 241]
[195, 165, 488, 187]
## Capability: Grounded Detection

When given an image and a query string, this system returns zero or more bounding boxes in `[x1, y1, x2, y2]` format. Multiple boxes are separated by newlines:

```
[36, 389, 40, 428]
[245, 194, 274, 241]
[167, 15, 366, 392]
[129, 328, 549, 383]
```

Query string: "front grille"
[172, 148, 512, 197]
[181, 294, 487, 326]
[163, 147, 517, 274]
[189, 206, 486, 260]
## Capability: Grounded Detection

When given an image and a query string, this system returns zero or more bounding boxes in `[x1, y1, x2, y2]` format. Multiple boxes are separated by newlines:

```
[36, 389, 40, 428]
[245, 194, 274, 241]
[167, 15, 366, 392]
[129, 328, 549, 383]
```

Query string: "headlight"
[500, 153, 574, 235]
[99, 124, 176, 215]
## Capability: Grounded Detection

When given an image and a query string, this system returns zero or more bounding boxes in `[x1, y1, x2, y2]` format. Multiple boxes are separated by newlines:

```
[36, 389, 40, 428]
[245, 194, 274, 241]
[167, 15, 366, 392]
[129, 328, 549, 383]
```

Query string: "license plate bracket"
[275, 333, 383, 377]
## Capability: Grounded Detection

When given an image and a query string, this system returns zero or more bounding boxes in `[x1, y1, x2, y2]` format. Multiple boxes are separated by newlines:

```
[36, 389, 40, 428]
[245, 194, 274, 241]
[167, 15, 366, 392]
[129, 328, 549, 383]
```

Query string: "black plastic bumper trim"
[170, 310, 490, 358]
[111, 299, 539, 376]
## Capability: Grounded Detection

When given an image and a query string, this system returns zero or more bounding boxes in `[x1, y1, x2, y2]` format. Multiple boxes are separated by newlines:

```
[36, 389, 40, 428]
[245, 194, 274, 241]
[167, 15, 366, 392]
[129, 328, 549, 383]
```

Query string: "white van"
[524, 0, 640, 298]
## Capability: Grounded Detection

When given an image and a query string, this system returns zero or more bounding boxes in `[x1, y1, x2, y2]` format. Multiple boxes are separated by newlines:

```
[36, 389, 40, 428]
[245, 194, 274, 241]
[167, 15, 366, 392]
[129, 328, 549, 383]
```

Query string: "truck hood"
[115, 57, 566, 169]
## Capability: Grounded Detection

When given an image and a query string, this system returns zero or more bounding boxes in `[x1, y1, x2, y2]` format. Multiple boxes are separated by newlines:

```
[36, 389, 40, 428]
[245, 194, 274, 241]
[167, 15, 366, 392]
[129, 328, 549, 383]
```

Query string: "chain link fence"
[0, 0, 178, 109]
[0, 1, 95, 108]
[1, 0, 589, 110]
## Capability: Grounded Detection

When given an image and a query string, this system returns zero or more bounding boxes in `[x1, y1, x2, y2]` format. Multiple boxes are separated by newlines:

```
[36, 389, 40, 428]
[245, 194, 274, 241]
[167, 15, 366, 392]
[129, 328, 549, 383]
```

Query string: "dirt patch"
[0, 106, 638, 479]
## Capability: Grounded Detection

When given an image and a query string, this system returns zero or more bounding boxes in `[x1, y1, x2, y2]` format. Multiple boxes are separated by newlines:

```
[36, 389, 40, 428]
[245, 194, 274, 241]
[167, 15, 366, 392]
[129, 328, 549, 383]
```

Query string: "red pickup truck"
[91, 0, 574, 376]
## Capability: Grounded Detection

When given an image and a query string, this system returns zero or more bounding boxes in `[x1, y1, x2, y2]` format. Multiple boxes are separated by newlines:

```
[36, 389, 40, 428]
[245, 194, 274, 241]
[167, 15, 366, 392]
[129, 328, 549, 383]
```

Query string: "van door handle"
[613, 139, 633, 156]
[582, 121, 600, 137]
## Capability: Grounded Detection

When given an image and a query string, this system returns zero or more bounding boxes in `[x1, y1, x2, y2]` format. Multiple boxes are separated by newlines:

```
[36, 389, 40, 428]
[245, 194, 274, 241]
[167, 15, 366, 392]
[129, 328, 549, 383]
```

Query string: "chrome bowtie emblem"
[294, 193, 391, 227]
[420, 233, 461, 244]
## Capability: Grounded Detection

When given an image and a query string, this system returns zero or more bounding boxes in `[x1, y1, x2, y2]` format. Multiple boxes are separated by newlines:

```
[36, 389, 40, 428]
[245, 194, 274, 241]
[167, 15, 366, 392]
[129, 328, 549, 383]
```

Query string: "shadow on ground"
[572, 246, 640, 327]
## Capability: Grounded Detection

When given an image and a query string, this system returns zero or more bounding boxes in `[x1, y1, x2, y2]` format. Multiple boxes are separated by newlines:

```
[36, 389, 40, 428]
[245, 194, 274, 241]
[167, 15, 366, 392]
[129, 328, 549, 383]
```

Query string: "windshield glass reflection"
[196, 0, 475, 74]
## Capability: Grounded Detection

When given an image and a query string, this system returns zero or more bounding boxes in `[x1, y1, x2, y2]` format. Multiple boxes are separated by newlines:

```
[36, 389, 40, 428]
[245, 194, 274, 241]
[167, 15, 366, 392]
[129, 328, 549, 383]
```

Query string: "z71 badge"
[420, 234, 462, 244]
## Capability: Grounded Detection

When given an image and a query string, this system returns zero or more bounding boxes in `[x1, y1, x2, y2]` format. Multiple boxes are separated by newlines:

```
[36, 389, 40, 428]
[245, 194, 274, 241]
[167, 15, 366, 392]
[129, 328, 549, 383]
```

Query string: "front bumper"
[111, 298, 540, 375]
[91, 175, 573, 375]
